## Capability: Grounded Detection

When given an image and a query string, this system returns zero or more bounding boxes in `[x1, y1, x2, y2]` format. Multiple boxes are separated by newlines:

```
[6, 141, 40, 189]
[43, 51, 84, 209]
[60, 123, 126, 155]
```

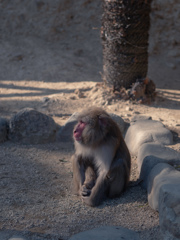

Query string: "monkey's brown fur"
[72, 107, 131, 207]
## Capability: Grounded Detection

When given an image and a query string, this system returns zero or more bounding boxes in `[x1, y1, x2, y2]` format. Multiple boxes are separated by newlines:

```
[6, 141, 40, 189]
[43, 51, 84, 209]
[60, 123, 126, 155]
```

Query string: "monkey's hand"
[81, 184, 91, 197]
[82, 174, 106, 207]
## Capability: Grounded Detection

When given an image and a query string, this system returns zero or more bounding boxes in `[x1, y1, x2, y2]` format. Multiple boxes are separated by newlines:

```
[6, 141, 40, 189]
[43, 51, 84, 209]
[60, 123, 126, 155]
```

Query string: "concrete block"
[137, 143, 180, 189]
[131, 115, 152, 122]
[125, 120, 173, 155]
[148, 163, 180, 239]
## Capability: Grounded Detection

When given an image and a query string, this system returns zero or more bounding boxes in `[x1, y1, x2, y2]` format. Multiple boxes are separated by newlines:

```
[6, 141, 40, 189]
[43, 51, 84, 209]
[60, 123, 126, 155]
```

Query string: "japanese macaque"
[129, 77, 156, 102]
[72, 107, 131, 207]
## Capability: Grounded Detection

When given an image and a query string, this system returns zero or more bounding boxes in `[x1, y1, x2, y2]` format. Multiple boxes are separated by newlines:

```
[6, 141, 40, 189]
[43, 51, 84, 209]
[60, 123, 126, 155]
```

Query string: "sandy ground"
[0, 0, 180, 239]
[0, 71, 179, 240]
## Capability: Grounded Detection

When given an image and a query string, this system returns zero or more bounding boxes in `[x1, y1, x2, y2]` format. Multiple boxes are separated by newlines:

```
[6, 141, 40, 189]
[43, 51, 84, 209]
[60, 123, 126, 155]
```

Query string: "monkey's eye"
[80, 117, 88, 124]
[79, 120, 87, 127]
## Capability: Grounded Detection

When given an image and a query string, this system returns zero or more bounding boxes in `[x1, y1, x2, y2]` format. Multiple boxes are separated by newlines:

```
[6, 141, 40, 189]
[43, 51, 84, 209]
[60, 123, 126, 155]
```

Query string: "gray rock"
[137, 143, 180, 189]
[56, 112, 79, 142]
[0, 118, 8, 142]
[131, 115, 152, 122]
[69, 226, 140, 240]
[125, 120, 173, 155]
[147, 163, 180, 240]
[9, 108, 58, 144]
[110, 113, 127, 135]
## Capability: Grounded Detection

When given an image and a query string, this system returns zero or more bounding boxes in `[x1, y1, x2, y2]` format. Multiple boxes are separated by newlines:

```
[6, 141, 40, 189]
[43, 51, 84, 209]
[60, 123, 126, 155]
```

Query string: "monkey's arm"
[81, 166, 96, 197]
[81, 171, 107, 207]
[72, 154, 85, 195]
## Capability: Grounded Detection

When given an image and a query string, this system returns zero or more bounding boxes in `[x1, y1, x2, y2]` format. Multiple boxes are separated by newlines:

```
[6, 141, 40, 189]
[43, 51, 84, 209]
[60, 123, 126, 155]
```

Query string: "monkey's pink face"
[73, 121, 87, 142]
[73, 115, 109, 146]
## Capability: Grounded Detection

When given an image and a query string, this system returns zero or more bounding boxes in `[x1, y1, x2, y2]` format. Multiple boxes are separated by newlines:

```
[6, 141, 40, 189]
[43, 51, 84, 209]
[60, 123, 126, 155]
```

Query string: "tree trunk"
[101, 0, 152, 90]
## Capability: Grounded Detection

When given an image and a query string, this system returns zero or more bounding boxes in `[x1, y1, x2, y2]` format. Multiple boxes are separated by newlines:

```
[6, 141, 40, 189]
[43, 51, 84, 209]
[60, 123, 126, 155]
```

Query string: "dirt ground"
[0, 0, 180, 240]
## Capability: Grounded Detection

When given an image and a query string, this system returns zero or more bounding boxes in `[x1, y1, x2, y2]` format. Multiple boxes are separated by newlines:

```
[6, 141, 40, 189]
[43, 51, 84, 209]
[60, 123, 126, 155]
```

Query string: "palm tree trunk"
[101, 0, 152, 90]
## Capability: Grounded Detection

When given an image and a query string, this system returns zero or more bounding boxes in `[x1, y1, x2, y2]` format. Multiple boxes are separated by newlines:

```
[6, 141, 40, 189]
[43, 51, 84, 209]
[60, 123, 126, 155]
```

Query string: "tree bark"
[101, 0, 152, 90]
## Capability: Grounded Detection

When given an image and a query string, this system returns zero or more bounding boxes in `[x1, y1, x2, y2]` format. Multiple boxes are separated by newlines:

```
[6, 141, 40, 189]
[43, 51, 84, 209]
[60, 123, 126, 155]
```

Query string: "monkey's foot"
[81, 196, 95, 207]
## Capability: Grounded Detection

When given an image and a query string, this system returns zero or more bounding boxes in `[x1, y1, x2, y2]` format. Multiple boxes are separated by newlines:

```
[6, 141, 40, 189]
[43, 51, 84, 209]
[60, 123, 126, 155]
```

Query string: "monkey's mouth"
[73, 130, 82, 141]
[73, 121, 86, 142]
[74, 135, 82, 141]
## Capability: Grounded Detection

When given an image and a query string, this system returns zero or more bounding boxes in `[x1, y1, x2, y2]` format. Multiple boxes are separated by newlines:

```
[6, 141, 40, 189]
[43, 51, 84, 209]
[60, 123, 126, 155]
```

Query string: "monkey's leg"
[107, 159, 127, 198]
[72, 155, 85, 196]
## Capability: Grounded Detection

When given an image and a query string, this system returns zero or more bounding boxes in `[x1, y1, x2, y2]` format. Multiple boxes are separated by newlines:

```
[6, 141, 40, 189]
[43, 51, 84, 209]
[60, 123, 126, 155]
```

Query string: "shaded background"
[0, 0, 179, 89]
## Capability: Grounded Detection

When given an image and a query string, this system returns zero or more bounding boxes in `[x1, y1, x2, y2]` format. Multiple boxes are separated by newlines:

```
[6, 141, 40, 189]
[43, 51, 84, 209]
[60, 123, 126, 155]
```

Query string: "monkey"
[145, 79, 156, 100]
[71, 107, 131, 207]
[130, 81, 146, 100]
[129, 77, 156, 102]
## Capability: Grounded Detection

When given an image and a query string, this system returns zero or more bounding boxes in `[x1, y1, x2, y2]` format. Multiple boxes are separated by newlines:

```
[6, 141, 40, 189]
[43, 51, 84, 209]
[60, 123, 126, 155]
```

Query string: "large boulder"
[125, 120, 173, 156]
[56, 112, 79, 142]
[110, 113, 127, 136]
[9, 108, 58, 144]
